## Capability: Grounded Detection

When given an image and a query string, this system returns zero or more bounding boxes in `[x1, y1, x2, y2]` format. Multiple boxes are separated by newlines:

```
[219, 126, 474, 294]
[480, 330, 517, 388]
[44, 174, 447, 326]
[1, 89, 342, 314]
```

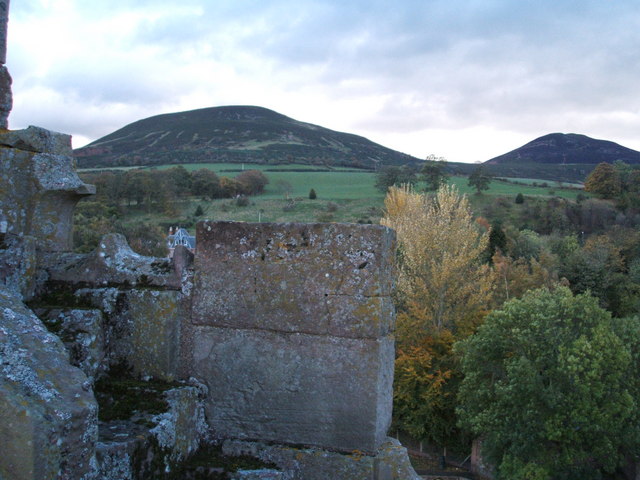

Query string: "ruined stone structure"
[0, 4, 420, 479]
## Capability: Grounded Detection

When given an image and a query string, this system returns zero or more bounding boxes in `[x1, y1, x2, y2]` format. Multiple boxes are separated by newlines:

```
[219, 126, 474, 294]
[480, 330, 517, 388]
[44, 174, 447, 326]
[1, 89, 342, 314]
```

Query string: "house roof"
[167, 228, 196, 250]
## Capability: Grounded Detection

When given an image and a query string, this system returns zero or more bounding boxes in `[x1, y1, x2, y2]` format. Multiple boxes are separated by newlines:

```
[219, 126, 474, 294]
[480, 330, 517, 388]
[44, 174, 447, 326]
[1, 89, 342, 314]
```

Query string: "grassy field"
[115, 163, 589, 228]
[145, 162, 586, 200]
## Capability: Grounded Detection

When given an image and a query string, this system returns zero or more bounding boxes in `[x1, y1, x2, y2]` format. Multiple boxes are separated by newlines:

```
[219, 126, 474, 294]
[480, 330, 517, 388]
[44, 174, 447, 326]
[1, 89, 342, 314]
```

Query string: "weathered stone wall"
[0, 0, 10, 128]
[0, 127, 95, 253]
[191, 221, 396, 454]
[0, 287, 98, 480]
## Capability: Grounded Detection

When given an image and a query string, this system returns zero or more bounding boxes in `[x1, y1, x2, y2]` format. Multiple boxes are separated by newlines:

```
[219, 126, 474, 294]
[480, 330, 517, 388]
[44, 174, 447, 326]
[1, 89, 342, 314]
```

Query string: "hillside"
[74, 105, 420, 169]
[485, 133, 640, 166]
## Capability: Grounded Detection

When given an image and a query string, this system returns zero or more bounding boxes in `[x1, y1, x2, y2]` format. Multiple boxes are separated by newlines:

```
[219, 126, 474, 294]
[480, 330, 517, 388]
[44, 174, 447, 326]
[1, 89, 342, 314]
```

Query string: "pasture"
[116, 162, 588, 227]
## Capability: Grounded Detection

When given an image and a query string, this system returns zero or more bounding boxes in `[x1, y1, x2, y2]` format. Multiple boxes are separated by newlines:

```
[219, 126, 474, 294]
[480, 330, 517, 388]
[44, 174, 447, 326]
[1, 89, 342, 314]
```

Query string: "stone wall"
[191, 221, 396, 454]
[0, 0, 10, 128]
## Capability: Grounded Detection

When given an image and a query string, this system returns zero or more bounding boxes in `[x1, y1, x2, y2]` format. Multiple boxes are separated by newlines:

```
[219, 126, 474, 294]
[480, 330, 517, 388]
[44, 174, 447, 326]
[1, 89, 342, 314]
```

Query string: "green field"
[144, 162, 586, 200]
[114, 163, 588, 228]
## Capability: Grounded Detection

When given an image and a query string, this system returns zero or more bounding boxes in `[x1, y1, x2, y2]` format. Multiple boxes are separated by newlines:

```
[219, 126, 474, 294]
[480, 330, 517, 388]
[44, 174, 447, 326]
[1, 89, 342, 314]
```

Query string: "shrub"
[515, 193, 524, 204]
[309, 188, 317, 200]
[235, 195, 250, 207]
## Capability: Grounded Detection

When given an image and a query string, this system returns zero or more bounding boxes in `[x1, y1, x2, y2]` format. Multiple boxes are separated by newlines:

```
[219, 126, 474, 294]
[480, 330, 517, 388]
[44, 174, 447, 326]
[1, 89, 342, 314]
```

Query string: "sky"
[6, 0, 640, 163]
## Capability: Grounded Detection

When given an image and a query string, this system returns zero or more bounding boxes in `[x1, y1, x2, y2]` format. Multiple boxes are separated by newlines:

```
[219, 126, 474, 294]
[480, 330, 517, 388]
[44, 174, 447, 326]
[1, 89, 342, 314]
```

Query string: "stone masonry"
[191, 221, 396, 453]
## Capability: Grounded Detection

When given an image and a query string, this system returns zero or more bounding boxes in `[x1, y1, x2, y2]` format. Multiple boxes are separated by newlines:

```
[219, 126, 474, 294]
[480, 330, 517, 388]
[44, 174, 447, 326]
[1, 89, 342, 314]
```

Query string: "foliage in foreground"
[456, 287, 640, 480]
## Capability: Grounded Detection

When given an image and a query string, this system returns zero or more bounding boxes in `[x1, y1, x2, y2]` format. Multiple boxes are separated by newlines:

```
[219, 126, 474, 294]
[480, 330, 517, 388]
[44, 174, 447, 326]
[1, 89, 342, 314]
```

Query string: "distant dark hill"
[485, 133, 640, 166]
[74, 105, 420, 169]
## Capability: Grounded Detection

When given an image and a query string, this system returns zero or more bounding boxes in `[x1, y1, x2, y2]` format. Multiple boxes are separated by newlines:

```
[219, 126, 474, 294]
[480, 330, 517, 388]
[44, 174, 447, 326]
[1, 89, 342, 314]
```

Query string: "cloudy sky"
[7, 0, 640, 163]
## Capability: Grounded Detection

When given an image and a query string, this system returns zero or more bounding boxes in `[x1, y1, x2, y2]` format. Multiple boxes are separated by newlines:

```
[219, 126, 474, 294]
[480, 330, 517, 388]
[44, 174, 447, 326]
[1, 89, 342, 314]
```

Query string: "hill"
[485, 133, 640, 166]
[74, 105, 420, 169]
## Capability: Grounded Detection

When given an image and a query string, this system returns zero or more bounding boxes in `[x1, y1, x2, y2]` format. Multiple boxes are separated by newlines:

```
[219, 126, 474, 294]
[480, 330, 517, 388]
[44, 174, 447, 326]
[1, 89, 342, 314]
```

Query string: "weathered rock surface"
[194, 326, 394, 453]
[34, 307, 106, 383]
[0, 144, 94, 251]
[193, 222, 395, 339]
[223, 437, 421, 480]
[47, 233, 184, 290]
[0, 234, 36, 300]
[94, 383, 208, 479]
[192, 221, 396, 454]
[70, 287, 187, 382]
[0, 126, 73, 156]
[0, 64, 10, 129]
[0, 286, 98, 480]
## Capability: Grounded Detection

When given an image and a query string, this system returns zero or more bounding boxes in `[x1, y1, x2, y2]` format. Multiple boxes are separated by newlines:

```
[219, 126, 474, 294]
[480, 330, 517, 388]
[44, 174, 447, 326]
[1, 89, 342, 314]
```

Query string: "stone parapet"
[191, 221, 396, 454]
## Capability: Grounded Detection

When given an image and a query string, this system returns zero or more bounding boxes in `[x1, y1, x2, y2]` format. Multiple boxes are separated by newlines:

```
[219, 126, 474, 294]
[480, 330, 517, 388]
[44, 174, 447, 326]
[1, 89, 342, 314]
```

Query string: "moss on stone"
[168, 443, 277, 479]
[95, 372, 179, 422]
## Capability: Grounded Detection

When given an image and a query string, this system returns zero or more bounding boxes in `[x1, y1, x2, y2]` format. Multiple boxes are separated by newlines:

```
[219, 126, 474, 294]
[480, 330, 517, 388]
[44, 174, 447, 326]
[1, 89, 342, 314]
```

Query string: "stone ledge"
[0, 126, 73, 156]
[222, 437, 421, 480]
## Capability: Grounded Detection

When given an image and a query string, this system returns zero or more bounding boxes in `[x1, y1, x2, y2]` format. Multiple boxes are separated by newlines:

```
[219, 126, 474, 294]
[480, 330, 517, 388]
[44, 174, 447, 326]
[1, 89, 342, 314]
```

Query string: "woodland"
[384, 160, 640, 479]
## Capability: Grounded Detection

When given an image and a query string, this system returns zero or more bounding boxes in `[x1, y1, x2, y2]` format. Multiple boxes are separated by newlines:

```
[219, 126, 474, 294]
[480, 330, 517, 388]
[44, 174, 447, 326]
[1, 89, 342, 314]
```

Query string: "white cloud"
[6, 0, 640, 161]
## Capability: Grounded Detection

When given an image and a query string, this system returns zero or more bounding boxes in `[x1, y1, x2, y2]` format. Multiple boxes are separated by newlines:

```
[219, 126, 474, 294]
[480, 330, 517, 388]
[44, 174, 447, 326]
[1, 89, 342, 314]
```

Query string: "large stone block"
[0, 0, 8, 66]
[193, 326, 394, 453]
[191, 221, 396, 454]
[193, 221, 396, 339]
[0, 287, 98, 480]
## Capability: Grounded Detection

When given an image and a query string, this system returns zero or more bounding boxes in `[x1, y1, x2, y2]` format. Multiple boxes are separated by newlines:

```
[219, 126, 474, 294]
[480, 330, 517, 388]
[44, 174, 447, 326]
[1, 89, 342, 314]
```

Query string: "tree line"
[74, 166, 269, 254]
[375, 156, 492, 194]
[81, 166, 269, 209]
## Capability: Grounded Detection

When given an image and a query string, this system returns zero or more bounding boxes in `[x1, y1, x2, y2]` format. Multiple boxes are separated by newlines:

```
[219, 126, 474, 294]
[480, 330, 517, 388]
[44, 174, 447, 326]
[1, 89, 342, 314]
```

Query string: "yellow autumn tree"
[382, 184, 494, 341]
[382, 184, 495, 448]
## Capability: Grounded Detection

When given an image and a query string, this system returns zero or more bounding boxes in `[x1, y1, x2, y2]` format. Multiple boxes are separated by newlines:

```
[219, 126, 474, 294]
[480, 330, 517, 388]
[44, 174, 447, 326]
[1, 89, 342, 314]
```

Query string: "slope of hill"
[485, 133, 640, 166]
[74, 105, 420, 169]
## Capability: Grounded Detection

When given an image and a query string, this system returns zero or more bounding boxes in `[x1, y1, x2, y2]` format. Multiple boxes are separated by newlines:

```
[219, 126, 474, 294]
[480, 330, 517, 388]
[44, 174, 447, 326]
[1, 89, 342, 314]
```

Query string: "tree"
[236, 169, 269, 195]
[165, 166, 192, 198]
[381, 185, 494, 448]
[381, 184, 493, 334]
[309, 188, 317, 200]
[486, 221, 507, 261]
[219, 176, 243, 198]
[584, 162, 621, 198]
[421, 155, 448, 191]
[374, 165, 417, 192]
[457, 287, 636, 480]
[515, 192, 524, 204]
[467, 165, 491, 194]
[190, 169, 221, 199]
